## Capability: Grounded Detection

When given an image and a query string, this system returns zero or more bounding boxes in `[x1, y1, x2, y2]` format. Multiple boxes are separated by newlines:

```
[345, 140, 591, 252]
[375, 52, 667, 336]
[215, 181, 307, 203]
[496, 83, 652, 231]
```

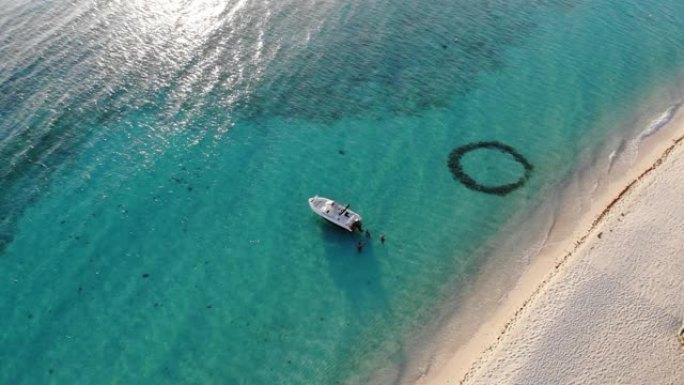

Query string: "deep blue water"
[1, 0, 683, 384]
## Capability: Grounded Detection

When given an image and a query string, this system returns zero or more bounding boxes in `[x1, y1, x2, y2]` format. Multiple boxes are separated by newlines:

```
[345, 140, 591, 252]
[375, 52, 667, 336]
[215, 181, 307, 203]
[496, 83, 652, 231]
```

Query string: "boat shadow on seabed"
[318, 222, 411, 384]
[319, 222, 390, 314]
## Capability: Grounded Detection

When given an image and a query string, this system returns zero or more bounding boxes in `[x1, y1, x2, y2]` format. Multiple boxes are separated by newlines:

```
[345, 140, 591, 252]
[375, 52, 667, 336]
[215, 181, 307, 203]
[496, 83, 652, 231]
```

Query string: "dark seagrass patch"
[447, 141, 533, 196]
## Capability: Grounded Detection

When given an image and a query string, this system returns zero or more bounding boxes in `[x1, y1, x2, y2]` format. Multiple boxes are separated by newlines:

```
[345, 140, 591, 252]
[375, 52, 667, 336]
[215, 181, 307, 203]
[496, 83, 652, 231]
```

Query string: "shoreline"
[459, 109, 684, 384]
[395, 94, 684, 385]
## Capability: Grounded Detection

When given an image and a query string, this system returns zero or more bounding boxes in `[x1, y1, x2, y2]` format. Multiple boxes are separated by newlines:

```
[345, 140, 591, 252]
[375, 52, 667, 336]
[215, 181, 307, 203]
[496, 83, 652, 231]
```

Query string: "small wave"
[637, 102, 682, 141]
[606, 138, 627, 174]
[607, 149, 617, 170]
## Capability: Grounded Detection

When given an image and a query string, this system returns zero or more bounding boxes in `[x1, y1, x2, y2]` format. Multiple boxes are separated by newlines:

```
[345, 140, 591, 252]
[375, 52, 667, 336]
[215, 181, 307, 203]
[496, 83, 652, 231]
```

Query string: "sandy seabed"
[413, 107, 684, 385]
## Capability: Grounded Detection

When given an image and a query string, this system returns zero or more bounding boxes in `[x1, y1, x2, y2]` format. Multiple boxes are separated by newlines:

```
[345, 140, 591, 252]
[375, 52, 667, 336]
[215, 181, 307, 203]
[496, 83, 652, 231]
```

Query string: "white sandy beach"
[412, 107, 684, 385]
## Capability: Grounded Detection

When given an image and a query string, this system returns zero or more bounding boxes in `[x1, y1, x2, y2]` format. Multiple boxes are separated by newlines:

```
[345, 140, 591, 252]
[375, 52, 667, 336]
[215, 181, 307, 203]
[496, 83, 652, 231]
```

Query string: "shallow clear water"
[1, 0, 683, 384]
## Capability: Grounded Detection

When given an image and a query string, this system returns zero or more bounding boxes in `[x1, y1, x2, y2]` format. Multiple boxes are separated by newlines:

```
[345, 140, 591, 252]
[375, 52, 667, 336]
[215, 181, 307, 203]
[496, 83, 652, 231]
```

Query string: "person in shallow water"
[352, 221, 362, 232]
[380, 234, 385, 244]
[356, 241, 364, 253]
[365, 229, 371, 239]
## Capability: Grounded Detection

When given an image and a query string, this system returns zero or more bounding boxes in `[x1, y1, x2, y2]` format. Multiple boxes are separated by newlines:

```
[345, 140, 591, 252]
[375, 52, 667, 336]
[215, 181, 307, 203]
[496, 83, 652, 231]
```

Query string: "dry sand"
[415, 109, 684, 385]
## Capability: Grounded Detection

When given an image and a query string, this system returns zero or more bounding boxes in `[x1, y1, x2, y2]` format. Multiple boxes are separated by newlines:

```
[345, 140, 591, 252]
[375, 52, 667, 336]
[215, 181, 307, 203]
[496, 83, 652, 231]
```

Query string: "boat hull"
[308, 196, 362, 232]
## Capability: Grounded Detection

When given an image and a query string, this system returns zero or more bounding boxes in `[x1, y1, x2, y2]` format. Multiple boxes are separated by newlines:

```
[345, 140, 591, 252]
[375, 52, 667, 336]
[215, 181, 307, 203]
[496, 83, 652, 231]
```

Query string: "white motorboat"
[308, 196, 362, 232]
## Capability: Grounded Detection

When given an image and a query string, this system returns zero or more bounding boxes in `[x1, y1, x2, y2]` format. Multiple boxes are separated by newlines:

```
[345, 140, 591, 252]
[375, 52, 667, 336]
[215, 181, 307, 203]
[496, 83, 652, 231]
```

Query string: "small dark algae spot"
[142, 273, 150, 278]
[206, 305, 213, 309]
[338, 149, 345, 155]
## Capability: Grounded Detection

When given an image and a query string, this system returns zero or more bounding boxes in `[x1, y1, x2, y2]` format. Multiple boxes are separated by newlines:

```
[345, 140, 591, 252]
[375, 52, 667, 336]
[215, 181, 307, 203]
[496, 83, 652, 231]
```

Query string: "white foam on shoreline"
[637, 102, 682, 141]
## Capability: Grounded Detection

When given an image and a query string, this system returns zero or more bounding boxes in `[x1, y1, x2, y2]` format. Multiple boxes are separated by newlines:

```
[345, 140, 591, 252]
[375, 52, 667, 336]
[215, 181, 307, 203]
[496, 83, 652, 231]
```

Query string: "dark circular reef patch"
[448, 141, 533, 196]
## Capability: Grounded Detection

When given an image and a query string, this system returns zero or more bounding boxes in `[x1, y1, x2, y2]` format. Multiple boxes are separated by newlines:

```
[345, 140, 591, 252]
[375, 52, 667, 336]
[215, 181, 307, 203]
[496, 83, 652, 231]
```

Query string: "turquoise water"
[1, 0, 683, 384]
